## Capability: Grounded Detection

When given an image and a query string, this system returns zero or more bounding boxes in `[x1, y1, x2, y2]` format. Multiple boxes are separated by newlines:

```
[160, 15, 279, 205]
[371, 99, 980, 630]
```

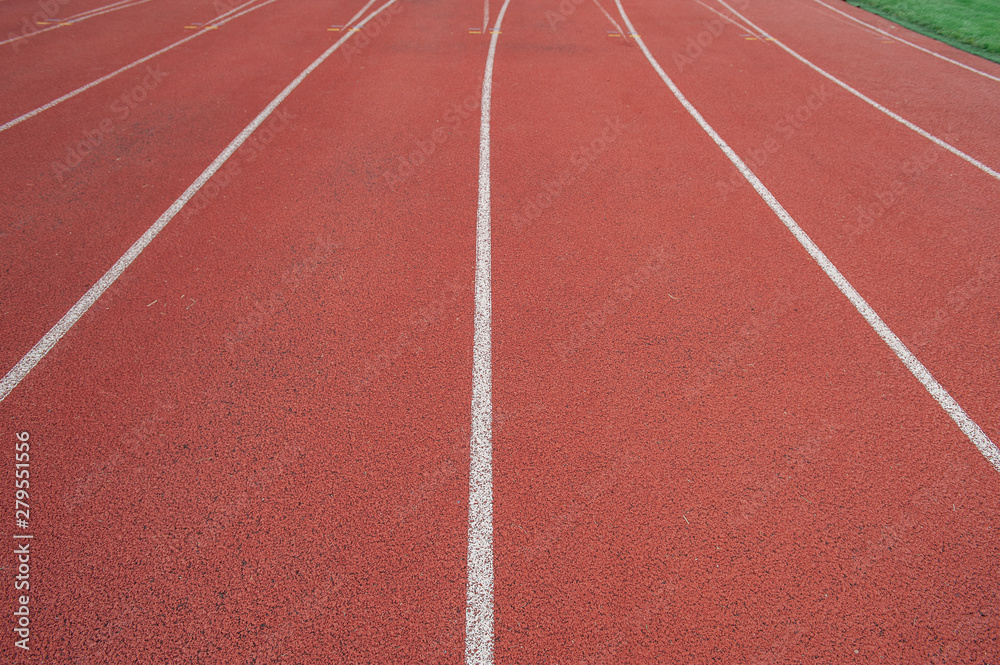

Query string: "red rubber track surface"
[1, 0, 998, 661]
[0, 0, 227, 114]
[0, 0, 161, 41]
[3, 0, 484, 660]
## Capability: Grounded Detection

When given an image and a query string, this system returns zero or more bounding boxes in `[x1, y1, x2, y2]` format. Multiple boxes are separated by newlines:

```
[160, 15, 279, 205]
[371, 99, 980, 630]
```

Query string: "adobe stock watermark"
[841, 146, 939, 245]
[223, 231, 341, 351]
[727, 435, 820, 531]
[211, 0, 241, 15]
[65, 398, 176, 511]
[510, 116, 626, 231]
[352, 278, 463, 391]
[339, 0, 405, 63]
[715, 83, 833, 201]
[686, 288, 796, 400]
[544, 0, 589, 30]
[908, 254, 997, 351]
[181, 108, 297, 222]
[673, 0, 750, 72]
[554, 244, 668, 359]
[520, 449, 639, 563]
[51, 64, 170, 185]
[674, 17, 725, 72]
[853, 449, 975, 575]
[586, 590, 669, 664]
[380, 95, 481, 192]
[6, 0, 71, 53]
[13, 431, 34, 652]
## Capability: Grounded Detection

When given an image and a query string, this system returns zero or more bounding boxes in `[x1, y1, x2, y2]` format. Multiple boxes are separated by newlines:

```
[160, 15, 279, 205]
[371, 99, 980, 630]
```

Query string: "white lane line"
[0, 0, 155, 46]
[64, 0, 153, 21]
[805, 0, 886, 40]
[713, 0, 1000, 182]
[64, 0, 138, 18]
[611, 0, 1000, 474]
[342, 0, 381, 29]
[467, 0, 512, 662]
[205, 0, 265, 26]
[808, 0, 1000, 84]
[0, 0, 401, 405]
[62, 0, 147, 22]
[592, 0, 630, 41]
[0, 0, 275, 133]
[692, 0, 760, 39]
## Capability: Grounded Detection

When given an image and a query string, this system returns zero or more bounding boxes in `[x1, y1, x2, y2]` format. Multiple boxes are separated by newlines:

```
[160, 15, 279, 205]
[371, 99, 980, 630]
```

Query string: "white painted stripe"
[65, 0, 154, 21]
[482, 0, 490, 35]
[713, 0, 1000, 182]
[806, 1, 887, 40]
[0, 21, 62, 45]
[342, 0, 381, 30]
[66, 0, 138, 18]
[808, 0, 1000, 84]
[0, 0, 278, 134]
[612, 0, 1000, 474]
[209, 0, 275, 27]
[692, 0, 759, 39]
[591, 0, 629, 40]
[205, 0, 265, 26]
[0, 0, 401, 405]
[467, 0, 512, 662]
[0, 0, 155, 46]
[63, 0, 144, 22]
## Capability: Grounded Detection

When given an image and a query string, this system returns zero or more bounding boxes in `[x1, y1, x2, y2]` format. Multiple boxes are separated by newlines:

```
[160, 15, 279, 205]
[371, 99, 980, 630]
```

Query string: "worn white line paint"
[64, 0, 142, 20]
[467, 0, 512, 662]
[808, 0, 1000, 84]
[0, 0, 155, 46]
[482, 0, 489, 34]
[0, 0, 401, 404]
[693, 0, 760, 39]
[714, 0, 1000, 182]
[0, 0, 276, 133]
[204, 0, 265, 25]
[61, 0, 153, 22]
[612, 0, 1000, 474]
[592, 0, 629, 40]
[343, 0, 381, 29]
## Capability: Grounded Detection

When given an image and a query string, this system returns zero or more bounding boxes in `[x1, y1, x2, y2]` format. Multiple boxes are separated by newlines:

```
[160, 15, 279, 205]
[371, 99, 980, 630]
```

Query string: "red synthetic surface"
[1, 0, 998, 661]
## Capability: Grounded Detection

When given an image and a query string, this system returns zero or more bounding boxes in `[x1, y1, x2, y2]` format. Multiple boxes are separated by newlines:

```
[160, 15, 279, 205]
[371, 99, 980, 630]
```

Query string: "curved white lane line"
[808, 0, 1000, 84]
[0, 0, 278, 134]
[64, 0, 141, 21]
[592, 0, 630, 40]
[0, 0, 155, 46]
[342, 0, 380, 29]
[0, 0, 401, 404]
[714, 0, 1000, 182]
[612, 0, 1000, 474]
[693, 0, 760, 39]
[205, 0, 265, 26]
[467, 0, 513, 662]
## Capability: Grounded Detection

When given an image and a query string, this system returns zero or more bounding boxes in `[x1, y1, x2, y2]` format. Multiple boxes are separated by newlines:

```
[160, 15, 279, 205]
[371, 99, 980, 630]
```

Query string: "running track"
[1, 0, 998, 661]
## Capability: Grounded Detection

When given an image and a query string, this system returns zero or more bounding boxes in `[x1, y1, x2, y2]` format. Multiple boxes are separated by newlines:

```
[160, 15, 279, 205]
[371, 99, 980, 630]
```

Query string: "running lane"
[729, 0, 1000, 163]
[0, 0, 157, 43]
[1, 0, 489, 660]
[490, 0, 999, 662]
[619, 0, 1000, 449]
[0, 0, 362, 373]
[0, 0, 235, 119]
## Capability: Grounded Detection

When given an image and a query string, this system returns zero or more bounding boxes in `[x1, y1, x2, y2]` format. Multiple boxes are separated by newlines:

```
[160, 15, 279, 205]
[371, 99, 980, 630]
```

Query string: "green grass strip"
[845, 0, 1000, 65]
